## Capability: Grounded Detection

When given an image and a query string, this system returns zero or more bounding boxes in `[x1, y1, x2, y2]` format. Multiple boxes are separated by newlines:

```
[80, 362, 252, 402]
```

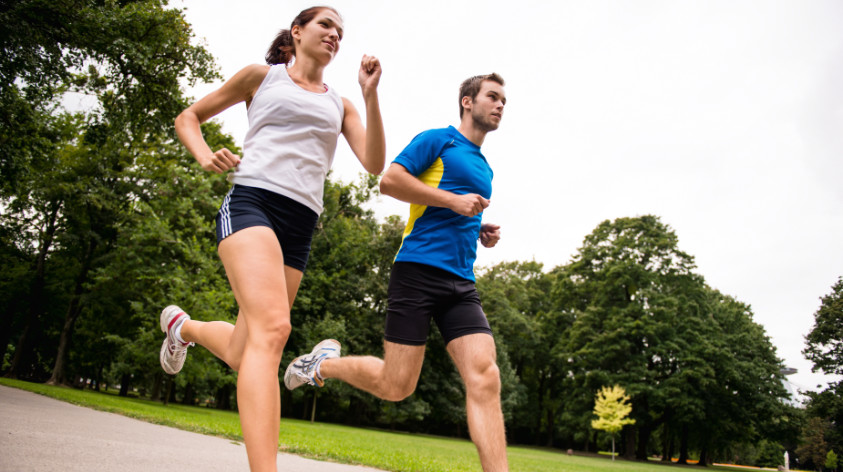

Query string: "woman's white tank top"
[229, 65, 344, 215]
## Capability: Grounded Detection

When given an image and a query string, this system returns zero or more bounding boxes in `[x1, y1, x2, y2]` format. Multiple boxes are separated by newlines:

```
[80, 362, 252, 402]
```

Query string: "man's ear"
[461, 95, 473, 113]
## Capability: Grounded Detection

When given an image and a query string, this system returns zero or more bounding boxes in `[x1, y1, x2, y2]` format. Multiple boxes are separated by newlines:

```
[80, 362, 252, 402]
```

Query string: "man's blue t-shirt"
[392, 126, 493, 282]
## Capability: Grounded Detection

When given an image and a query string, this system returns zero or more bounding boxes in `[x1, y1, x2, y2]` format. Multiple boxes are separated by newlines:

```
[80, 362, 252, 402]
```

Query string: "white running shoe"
[284, 339, 341, 390]
[159, 305, 194, 375]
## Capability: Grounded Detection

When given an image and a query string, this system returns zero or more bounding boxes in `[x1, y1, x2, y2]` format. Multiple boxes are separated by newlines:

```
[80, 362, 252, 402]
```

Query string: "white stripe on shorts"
[219, 187, 235, 240]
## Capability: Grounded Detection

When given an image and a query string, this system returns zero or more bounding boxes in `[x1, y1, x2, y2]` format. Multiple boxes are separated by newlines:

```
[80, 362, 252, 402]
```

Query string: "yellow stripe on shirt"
[395, 157, 445, 258]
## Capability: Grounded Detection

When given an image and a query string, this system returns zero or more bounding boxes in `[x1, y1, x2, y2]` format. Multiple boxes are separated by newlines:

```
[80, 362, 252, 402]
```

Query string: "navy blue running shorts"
[384, 262, 493, 346]
[215, 185, 319, 272]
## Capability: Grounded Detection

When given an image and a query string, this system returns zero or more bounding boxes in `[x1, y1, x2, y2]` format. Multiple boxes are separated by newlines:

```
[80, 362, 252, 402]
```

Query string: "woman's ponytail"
[265, 29, 294, 65]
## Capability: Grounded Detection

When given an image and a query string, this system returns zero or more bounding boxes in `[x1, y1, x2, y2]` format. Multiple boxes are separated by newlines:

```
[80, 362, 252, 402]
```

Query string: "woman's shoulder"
[233, 64, 272, 83]
[224, 64, 273, 102]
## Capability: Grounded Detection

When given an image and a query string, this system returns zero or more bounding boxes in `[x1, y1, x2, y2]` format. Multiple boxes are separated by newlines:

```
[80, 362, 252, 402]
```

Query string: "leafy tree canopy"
[591, 384, 635, 435]
[805, 277, 843, 376]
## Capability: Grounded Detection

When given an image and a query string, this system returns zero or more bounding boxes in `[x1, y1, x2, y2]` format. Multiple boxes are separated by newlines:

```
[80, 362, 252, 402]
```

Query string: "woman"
[162, 6, 384, 471]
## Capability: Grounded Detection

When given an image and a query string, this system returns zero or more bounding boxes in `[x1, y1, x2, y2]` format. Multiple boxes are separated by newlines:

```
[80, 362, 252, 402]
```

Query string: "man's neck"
[457, 121, 487, 147]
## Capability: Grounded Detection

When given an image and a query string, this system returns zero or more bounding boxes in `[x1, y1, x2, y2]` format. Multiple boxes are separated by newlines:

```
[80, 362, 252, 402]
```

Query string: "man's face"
[468, 81, 506, 132]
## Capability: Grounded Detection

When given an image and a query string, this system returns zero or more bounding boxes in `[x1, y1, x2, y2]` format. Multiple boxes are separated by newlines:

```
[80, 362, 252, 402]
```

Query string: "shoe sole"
[160, 340, 179, 375]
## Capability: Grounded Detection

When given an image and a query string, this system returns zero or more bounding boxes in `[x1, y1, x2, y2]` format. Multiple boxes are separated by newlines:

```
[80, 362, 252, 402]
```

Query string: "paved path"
[0, 384, 385, 472]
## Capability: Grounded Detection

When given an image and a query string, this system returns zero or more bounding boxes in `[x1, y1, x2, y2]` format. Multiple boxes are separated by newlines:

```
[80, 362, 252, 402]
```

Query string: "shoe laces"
[295, 354, 324, 379]
[167, 339, 190, 358]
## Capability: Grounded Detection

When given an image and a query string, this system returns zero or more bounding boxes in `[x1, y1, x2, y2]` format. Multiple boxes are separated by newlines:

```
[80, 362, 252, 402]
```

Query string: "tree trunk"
[678, 425, 689, 464]
[46, 301, 82, 385]
[5, 323, 33, 378]
[47, 237, 96, 385]
[94, 364, 103, 391]
[215, 384, 232, 410]
[0, 303, 17, 369]
[699, 444, 709, 466]
[162, 376, 173, 406]
[118, 373, 131, 397]
[534, 371, 545, 446]
[636, 424, 651, 460]
[166, 377, 177, 405]
[310, 391, 317, 423]
[7, 202, 61, 378]
[661, 421, 673, 462]
[182, 382, 194, 405]
[150, 372, 162, 401]
[623, 426, 636, 460]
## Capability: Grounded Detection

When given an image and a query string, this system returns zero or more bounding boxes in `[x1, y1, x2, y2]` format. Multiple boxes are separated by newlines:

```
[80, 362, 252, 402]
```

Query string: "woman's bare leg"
[178, 253, 304, 372]
[216, 226, 302, 472]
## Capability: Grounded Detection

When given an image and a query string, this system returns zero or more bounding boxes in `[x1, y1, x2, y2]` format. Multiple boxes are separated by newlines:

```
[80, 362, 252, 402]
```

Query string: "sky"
[173, 0, 843, 396]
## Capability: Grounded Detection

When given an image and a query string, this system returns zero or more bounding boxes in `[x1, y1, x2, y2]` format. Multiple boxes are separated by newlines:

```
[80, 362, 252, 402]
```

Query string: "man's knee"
[467, 360, 501, 400]
[380, 378, 417, 402]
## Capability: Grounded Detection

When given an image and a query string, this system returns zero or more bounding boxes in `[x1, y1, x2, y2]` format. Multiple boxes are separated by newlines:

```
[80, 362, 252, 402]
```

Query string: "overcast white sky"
[174, 0, 843, 396]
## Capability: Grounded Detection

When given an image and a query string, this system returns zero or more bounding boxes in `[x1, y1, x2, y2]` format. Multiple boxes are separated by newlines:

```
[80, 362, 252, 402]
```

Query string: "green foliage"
[805, 277, 843, 376]
[476, 261, 550, 443]
[541, 216, 791, 461]
[802, 278, 843, 468]
[797, 416, 832, 471]
[828, 450, 839, 471]
[1, 0, 221, 391]
[806, 384, 843, 457]
[755, 440, 783, 468]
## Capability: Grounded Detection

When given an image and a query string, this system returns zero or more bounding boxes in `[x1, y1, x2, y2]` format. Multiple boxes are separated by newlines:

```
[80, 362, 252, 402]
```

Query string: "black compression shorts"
[384, 262, 493, 346]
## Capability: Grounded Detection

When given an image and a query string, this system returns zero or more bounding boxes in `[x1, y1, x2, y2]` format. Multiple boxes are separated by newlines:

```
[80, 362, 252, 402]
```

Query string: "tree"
[803, 278, 843, 466]
[805, 277, 843, 377]
[592, 385, 635, 460]
[550, 216, 790, 462]
[553, 216, 702, 459]
[796, 417, 831, 471]
[756, 440, 784, 469]
[827, 450, 838, 472]
[1, 0, 217, 383]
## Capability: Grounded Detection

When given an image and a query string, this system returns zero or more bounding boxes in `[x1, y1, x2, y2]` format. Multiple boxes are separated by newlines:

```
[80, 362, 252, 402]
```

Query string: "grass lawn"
[0, 378, 781, 472]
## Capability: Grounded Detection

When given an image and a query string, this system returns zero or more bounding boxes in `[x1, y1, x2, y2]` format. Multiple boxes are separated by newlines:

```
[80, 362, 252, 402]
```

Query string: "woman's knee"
[247, 315, 292, 351]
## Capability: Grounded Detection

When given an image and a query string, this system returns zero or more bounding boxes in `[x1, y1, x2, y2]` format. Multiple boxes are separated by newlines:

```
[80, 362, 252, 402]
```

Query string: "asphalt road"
[0, 384, 385, 472]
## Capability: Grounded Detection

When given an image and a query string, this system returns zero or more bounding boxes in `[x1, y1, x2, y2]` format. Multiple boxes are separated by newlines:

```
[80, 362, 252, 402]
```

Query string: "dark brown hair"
[265, 6, 341, 65]
[458, 73, 505, 117]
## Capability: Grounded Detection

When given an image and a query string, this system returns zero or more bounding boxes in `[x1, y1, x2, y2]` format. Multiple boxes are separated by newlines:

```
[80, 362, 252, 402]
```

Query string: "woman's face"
[293, 8, 344, 63]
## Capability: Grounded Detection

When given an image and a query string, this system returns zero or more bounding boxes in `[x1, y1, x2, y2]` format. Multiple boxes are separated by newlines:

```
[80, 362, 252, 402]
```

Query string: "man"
[285, 73, 508, 472]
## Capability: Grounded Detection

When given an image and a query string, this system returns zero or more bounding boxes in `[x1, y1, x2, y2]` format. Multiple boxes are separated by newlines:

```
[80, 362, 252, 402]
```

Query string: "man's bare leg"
[319, 341, 425, 401]
[447, 333, 508, 472]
